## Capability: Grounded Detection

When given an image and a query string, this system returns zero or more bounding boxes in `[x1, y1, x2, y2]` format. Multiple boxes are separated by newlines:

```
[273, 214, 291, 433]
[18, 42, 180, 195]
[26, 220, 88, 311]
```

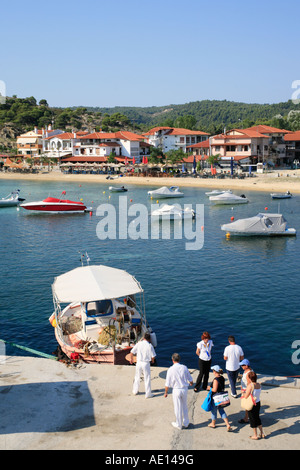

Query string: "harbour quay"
[0, 356, 299, 451]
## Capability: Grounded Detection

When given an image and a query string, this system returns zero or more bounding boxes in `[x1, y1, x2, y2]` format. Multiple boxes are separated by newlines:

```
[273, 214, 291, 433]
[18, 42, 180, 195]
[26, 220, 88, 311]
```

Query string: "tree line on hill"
[1, 95, 300, 152]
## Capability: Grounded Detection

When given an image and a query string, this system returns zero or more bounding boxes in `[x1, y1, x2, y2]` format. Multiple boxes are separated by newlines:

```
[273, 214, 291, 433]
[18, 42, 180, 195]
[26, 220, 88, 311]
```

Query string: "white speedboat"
[209, 191, 249, 205]
[0, 189, 25, 207]
[221, 213, 296, 236]
[109, 186, 128, 192]
[271, 191, 292, 199]
[49, 264, 157, 365]
[148, 186, 184, 198]
[151, 204, 195, 220]
[205, 189, 232, 196]
[20, 192, 90, 213]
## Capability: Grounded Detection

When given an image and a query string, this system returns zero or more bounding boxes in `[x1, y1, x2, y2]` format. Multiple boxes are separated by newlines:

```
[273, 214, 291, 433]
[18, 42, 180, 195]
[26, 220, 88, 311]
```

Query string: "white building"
[144, 127, 209, 153]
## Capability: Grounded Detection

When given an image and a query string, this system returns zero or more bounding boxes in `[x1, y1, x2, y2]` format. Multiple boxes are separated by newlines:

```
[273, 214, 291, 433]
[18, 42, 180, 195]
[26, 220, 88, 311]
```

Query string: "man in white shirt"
[223, 335, 244, 398]
[130, 332, 156, 398]
[164, 353, 193, 430]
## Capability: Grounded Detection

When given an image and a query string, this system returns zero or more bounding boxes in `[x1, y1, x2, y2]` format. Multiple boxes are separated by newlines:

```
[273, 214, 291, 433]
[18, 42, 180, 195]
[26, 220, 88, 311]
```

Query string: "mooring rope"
[0, 338, 57, 360]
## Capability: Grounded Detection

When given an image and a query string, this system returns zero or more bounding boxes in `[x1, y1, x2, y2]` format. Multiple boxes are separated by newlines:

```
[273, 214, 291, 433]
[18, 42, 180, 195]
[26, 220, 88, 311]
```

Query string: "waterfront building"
[284, 130, 300, 167]
[143, 127, 209, 153]
[209, 125, 291, 170]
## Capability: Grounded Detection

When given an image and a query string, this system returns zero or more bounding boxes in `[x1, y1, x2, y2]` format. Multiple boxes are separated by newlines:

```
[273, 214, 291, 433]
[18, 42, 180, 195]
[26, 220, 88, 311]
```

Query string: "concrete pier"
[0, 356, 299, 451]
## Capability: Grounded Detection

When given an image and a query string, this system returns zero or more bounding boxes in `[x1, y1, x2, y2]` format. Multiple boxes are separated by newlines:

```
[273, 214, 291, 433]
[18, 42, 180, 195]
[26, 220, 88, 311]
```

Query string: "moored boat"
[0, 189, 25, 207]
[151, 203, 195, 220]
[271, 191, 292, 199]
[109, 186, 128, 192]
[221, 213, 296, 236]
[209, 191, 249, 205]
[148, 186, 184, 199]
[205, 189, 232, 196]
[49, 264, 157, 364]
[20, 191, 89, 213]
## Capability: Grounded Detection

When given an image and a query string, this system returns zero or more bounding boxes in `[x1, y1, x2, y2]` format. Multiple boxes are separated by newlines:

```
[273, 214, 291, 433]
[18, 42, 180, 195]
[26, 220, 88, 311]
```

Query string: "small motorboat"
[109, 186, 128, 192]
[148, 186, 184, 198]
[209, 191, 249, 205]
[151, 203, 195, 220]
[49, 264, 157, 365]
[205, 189, 232, 196]
[0, 189, 25, 207]
[271, 191, 292, 199]
[221, 213, 296, 236]
[20, 191, 89, 213]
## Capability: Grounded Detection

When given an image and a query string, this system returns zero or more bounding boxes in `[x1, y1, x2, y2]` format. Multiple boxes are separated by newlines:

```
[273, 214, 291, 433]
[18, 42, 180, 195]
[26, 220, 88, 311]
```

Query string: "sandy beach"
[1, 169, 300, 194]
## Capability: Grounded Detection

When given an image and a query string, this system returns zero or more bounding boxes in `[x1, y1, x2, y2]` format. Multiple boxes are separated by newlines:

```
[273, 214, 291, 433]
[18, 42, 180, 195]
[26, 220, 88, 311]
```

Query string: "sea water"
[0, 178, 299, 377]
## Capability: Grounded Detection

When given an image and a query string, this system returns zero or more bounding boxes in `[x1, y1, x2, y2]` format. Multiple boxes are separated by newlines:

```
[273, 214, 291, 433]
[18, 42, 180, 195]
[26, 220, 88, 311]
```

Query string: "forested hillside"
[1, 96, 300, 152]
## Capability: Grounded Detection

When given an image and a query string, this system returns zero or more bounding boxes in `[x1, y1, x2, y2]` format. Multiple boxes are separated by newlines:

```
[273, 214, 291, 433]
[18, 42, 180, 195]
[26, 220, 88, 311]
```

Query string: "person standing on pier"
[194, 331, 214, 393]
[164, 353, 193, 430]
[130, 332, 156, 398]
[223, 336, 244, 398]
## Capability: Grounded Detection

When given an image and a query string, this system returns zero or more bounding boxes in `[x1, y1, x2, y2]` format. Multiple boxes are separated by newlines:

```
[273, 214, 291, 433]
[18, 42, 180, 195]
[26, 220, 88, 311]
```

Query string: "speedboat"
[205, 189, 232, 196]
[20, 192, 89, 213]
[49, 264, 157, 365]
[221, 213, 296, 236]
[148, 186, 184, 198]
[209, 191, 249, 205]
[271, 191, 292, 199]
[109, 186, 128, 192]
[0, 189, 25, 207]
[151, 203, 195, 220]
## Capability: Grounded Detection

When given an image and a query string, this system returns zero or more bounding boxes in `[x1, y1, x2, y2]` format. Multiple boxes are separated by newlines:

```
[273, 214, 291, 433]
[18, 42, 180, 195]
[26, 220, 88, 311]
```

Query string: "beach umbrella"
[132, 156, 136, 164]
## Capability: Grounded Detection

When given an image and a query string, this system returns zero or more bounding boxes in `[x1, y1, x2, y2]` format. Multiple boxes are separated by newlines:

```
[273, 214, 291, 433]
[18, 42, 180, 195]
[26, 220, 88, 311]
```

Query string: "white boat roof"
[52, 265, 143, 303]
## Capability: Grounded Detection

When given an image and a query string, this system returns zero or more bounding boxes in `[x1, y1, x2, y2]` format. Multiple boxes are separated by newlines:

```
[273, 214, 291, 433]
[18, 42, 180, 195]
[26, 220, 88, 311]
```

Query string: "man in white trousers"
[164, 353, 193, 430]
[129, 332, 156, 398]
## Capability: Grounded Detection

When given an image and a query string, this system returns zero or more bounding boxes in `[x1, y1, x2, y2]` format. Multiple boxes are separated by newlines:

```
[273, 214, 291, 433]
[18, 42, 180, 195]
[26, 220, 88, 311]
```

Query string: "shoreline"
[1, 169, 300, 194]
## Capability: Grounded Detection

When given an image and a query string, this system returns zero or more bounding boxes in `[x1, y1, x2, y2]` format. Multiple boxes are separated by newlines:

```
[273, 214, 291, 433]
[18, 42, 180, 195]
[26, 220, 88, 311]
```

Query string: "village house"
[42, 131, 88, 159]
[143, 127, 209, 153]
[72, 130, 151, 163]
[208, 125, 291, 170]
[284, 130, 300, 167]
[17, 125, 61, 157]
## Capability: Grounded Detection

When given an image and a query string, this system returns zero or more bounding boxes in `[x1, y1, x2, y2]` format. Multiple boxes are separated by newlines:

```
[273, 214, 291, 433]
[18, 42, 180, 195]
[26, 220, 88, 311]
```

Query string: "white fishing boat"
[49, 264, 157, 365]
[221, 213, 296, 236]
[209, 191, 249, 205]
[205, 189, 232, 196]
[108, 186, 128, 192]
[148, 186, 184, 199]
[151, 203, 195, 220]
[0, 189, 25, 207]
[271, 191, 292, 199]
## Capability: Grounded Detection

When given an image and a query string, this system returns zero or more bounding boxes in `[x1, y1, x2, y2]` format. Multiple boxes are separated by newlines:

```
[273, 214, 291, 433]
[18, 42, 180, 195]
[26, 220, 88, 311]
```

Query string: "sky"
[1, 0, 300, 108]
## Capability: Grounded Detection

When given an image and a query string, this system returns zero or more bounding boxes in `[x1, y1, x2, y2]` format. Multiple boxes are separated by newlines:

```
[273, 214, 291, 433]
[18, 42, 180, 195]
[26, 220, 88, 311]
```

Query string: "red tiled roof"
[45, 132, 77, 140]
[244, 125, 290, 134]
[144, 126, 209, 136]
[187, 140, 209, 149]
[284, 130, 300, 141]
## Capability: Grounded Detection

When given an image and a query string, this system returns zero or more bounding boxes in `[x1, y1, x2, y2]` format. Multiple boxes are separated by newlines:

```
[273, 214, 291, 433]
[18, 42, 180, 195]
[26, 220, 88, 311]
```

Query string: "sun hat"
[211, 365, 221, 372]
[239, 359, 250, 366]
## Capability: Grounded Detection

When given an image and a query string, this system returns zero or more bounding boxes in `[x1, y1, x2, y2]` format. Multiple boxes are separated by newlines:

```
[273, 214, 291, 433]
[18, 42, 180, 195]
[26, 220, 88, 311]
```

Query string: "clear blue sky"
[1, 0, 300, 108]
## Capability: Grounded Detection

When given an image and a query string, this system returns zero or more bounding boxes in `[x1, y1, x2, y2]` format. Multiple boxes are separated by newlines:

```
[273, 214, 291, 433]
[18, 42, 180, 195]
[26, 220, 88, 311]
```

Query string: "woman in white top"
[242, 371, 265, 440]
[194, 331, 214, 392]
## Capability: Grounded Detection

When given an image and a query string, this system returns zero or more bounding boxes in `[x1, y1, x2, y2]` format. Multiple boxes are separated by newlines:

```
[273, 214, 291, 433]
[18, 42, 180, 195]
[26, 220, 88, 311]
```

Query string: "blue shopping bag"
[201, 389, 213, 412]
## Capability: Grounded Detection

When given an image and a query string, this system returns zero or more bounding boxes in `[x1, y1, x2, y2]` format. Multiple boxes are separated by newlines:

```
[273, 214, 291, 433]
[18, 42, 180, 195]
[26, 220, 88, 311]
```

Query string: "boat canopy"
[221, 213, 288, 233]
[52, 265, 143, 303]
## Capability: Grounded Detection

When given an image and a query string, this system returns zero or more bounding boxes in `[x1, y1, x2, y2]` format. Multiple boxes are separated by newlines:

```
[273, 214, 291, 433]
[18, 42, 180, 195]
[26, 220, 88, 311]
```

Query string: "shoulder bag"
[241, 383, 257, 411]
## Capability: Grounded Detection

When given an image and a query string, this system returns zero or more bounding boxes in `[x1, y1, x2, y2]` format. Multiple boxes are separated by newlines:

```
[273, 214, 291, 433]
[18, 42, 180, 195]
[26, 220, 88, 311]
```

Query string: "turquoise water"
[0, 178, 299, 377]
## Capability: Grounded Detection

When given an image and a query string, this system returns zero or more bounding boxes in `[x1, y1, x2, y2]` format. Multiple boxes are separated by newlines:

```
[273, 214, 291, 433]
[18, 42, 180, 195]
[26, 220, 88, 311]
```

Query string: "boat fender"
[70, 352, 79, 362]
[150, 332, 157, 348]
